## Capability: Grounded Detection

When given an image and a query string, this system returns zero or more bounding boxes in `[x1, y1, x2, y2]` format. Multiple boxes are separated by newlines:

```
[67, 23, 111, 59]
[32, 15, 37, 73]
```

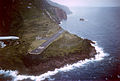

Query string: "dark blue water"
[49, 7, 120, 80]
[1, 7, 120, 81]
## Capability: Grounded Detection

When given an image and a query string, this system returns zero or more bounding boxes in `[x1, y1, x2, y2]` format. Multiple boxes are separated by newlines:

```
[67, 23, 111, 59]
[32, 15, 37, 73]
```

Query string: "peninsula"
[0, 0, 96, 75]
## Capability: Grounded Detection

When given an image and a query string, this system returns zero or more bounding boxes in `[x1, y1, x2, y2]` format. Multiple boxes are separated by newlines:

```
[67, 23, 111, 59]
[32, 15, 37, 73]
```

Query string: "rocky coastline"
[0, 0, 97, 77]
[23, 43, 96, 75]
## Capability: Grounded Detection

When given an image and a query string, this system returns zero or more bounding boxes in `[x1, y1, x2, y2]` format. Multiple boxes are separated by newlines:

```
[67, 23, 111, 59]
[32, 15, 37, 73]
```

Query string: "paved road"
[29, 29, 64, 54]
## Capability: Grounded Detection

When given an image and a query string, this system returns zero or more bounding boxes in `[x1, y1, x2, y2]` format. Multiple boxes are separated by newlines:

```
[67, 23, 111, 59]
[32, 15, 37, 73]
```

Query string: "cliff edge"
[0, 0, 96, 75]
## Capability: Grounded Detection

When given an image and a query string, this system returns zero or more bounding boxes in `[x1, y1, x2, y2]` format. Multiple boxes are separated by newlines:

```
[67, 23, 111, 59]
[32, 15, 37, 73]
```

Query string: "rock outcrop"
[37, 0, 68, 23]
[46, 0, 72, 14]
[44, 6, 67, 24]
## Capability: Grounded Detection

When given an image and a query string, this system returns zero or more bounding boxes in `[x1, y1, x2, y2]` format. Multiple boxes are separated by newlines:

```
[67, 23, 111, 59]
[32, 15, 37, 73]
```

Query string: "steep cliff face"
[0, 0, 70, 71]
[44, 6, 67, 24]
[46, 0, 72, 14]
[0, 0, 96, 75]
[54, 7, 67, 23]
[34, 0, 68, 23]
[0, 0, 68, 35]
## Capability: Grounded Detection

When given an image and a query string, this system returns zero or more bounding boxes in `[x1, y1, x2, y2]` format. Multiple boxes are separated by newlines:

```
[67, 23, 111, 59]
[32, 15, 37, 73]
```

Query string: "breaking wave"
[0, 41, 109, 81]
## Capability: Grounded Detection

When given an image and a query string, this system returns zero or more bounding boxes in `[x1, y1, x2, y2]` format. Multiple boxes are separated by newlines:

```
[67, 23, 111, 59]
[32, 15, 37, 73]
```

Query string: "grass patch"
[29, 40, 46, 52]
[41, 31, 92, 60]
[0, 11, 61, 70]
[0, 0, 94, 74]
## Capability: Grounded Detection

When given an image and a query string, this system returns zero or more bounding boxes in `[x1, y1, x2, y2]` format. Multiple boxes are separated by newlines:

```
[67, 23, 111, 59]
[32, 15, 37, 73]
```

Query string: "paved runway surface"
[30, 29, 64, 54]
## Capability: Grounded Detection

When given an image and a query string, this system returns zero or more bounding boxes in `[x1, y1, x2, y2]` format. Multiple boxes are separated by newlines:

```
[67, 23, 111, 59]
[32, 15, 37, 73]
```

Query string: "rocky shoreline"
[0, 0, 97, 78]
[21, 40, 96, 75]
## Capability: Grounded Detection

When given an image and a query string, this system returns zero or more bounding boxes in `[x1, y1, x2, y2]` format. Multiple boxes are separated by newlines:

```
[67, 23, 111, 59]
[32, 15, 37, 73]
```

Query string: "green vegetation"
[0, 13, 61, 70]
[0, 0, 95, 75]
[41, 31, 93, 60]
[29, 40, 46, 52]
[22, 31, 95, 75]
[0, 0, 61, 70]
[0, 41, 28, 70]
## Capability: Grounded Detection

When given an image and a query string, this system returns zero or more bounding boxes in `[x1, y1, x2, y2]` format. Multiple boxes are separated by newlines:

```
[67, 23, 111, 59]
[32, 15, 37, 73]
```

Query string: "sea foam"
[0, 41, 109, 81]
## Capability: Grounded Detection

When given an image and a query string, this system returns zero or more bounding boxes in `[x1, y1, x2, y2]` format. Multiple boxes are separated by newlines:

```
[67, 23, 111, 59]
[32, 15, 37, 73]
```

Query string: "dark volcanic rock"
[23, 45, 96, 75]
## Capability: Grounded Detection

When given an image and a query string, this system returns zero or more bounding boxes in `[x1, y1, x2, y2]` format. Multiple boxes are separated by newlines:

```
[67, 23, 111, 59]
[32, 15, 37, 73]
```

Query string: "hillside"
[0, 0, 96, 75]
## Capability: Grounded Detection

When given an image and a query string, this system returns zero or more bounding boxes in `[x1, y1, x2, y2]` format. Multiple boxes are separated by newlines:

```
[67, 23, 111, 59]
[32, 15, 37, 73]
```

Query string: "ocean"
[0, 7, 120, 81]
[57, 7, 120, 80]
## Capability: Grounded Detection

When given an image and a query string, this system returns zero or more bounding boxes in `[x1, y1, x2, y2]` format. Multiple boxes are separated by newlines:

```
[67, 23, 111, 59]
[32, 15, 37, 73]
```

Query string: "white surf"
[0, 41, 109, 81]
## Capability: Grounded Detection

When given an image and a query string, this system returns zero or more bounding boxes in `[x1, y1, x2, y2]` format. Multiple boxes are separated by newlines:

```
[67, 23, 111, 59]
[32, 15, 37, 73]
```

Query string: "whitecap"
[0, 41, 109, 81]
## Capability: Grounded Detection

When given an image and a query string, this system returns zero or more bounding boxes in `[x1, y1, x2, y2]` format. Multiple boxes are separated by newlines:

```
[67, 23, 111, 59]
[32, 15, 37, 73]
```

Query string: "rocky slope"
[0, 0, 96, 75]
[46, 0, 72, 14]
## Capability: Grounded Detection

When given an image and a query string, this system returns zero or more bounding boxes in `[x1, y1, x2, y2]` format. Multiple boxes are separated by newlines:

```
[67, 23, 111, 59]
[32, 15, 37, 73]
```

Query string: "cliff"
[0, 0, 67, 35]
[46, 0, 72, 14]
[0, 0, 96, 75]
[34, 0, 68, 23]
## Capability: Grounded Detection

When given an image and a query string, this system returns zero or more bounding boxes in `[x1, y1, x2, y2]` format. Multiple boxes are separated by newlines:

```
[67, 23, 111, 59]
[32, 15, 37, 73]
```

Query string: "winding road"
[29, 29, 64, 54]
